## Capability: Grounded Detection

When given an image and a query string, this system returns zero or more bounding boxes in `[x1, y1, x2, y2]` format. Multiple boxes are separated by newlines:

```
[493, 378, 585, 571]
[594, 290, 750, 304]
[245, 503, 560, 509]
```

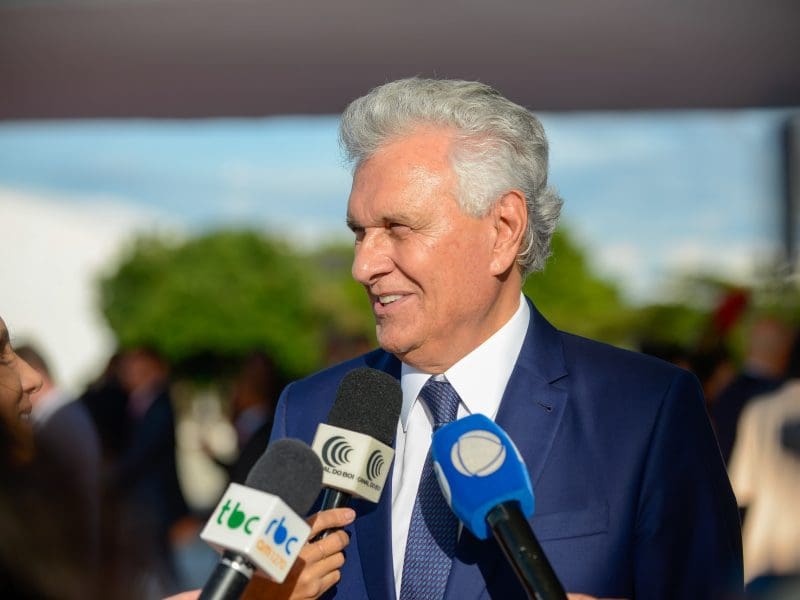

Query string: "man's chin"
[377, 337, 433, 371]
[377, 339, 407, 357]
[376, 330, 413, 358]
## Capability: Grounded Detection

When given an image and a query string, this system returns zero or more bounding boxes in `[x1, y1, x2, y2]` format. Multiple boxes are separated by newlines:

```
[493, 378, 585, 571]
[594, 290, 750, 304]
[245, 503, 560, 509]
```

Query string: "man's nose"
[352, 230, 393, 285]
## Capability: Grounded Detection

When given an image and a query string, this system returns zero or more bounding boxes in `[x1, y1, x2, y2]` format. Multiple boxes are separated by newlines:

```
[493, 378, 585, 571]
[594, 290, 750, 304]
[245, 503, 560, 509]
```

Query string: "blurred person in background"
[16, 344, 101, 554]
[711, 316, 795, 464]
[728, 335, 800, 597]
[690, 340, 736, 406]
[108, 346, 190, 596]
[80, 350, 131, 465]
[690, 288, 751, 407]
[0, 315, 99, 598]
[207, 350, 280, 485]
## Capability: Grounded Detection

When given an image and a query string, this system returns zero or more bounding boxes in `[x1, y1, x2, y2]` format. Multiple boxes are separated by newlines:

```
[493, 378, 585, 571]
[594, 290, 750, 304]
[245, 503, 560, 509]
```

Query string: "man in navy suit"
[266, 78, 743, 600]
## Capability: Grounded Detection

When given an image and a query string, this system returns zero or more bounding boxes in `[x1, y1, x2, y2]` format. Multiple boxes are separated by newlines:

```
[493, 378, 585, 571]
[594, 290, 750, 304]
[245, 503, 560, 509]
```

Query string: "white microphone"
[309, 367, 402, 540]
[198, 438, 323, 599]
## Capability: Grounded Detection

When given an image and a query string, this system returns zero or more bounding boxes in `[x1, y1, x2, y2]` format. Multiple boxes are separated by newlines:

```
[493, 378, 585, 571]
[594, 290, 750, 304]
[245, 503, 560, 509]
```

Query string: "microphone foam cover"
[327, 367, 402, 447]
[245, 438, 323, 516]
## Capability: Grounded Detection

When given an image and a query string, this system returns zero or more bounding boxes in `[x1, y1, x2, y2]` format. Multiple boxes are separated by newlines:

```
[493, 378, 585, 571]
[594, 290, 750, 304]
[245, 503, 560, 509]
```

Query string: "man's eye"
[352, 227, 365, 242]
[388, 223, 411, 235]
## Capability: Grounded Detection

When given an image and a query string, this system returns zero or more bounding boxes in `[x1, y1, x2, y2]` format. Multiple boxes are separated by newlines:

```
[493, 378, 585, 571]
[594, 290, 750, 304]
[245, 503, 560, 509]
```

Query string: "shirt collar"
[400, 293, 530, 430]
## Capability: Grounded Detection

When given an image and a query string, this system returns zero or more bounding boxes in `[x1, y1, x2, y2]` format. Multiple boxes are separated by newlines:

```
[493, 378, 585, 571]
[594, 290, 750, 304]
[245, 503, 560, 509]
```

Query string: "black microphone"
[198, 438, 323, 600]
[310, 366, 402, 539]
[431, 414, 566, 600]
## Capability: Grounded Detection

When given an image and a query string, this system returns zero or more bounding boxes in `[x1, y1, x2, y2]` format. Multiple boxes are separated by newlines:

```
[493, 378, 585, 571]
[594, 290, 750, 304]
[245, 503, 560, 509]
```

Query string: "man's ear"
[490, 190, 527, 276]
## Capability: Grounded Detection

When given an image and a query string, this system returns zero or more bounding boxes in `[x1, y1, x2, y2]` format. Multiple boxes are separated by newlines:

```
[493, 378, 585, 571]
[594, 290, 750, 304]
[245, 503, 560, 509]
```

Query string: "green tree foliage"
[646, 272, 800, 365]
[629, 302, 708, 366]
[304, 242, 375, 342]
[102, 225, 770, 382]
[100, 230, 328, 378]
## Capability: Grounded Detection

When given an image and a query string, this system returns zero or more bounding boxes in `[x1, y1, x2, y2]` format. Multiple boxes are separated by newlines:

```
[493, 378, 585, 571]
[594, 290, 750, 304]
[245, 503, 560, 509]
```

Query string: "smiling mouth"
[378, 294, 403, 306]
[18, 400, 32, 421]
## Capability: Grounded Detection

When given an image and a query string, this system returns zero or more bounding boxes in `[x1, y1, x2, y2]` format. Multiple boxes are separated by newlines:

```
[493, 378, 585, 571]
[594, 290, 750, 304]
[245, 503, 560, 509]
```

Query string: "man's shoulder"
[555, 328, 699, 395]
[526, 297, 692, 389]
[279, 347, 397, 411]
[551, 331, 710, 457]
[288, 348, 396, 392]
[274, 348, 395, 441]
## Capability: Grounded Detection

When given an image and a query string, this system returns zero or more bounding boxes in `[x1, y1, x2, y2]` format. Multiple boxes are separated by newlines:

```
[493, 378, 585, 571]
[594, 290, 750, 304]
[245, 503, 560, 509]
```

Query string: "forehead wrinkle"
[402, 164, 460, 223]
[349, 129, 460, 227]
[349, 166, 447, 225]
[408, 164, 444, 189]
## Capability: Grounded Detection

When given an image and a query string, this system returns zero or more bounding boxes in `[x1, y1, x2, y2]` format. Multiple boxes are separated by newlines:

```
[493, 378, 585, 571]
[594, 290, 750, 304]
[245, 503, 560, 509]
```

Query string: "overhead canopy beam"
[1, 0, 799, 119]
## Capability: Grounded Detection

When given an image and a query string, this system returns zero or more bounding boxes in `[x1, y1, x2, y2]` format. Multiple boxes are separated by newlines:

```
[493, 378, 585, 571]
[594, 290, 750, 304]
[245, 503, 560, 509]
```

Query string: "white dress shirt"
[391, 294, 530, 596]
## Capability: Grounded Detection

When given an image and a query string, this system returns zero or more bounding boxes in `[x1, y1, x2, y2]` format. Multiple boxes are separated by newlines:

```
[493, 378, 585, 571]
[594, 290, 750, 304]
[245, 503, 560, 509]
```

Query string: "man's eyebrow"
[0, 327, 9, 350]
[345, 216, 361, 230]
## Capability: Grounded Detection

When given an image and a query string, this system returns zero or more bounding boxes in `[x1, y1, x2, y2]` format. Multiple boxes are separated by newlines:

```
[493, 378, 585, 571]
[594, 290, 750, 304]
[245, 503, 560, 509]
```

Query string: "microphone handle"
[310, 488, 353, 541]
[486, 501, 567, 600]
[198, 551, 255, 600]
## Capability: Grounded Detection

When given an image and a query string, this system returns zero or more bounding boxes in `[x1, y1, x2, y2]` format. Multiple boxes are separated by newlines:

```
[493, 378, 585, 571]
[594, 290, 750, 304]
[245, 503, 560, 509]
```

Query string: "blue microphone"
[431, 414, 566, 600]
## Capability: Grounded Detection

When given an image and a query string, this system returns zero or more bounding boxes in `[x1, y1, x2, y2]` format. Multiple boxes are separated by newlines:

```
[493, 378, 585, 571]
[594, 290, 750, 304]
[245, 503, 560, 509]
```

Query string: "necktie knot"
[419, 378, 460, 431]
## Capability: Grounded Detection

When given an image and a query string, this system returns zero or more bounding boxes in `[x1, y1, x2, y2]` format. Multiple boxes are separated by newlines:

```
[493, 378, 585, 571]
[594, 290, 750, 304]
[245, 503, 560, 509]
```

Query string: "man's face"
[119, 349, 166, 394]
[347, 127, 509, 373]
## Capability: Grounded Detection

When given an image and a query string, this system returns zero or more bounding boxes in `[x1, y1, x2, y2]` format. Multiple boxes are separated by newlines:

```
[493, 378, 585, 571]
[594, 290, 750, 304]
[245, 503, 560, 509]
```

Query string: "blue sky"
[0, 117, 350, 236]
[0, 109, 794, 388]
[0, 109, 790, 296]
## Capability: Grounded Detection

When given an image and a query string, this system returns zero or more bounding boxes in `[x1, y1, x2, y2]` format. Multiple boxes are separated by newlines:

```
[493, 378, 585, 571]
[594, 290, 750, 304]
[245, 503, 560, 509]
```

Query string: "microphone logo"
[311, 423, 395, 502]
[265, 516, 300, 555]
[320, 435, 354, 468]
[451, 430, 506, 477]
[365, 449, 385, 482]
[215, 499, 260, 534]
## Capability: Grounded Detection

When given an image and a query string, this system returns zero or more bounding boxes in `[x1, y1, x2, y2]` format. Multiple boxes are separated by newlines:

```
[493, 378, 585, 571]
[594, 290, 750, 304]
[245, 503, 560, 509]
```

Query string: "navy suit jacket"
[271, 300, 743, 599]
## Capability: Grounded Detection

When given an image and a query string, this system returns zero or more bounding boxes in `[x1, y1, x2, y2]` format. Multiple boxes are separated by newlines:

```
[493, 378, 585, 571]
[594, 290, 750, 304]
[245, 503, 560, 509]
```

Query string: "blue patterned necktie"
[399, 378, 462, 600]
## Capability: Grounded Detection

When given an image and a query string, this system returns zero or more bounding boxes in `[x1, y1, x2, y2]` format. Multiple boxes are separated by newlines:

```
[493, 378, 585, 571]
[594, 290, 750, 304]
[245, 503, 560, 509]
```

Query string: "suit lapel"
[495, 300, 569, 488]
[356, 352, 401, 600]
[444, 299, 570, 600]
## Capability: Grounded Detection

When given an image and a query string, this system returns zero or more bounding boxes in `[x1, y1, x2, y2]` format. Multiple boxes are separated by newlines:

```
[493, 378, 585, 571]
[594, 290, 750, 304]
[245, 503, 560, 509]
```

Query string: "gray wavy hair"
[339, 77, 563, 276]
